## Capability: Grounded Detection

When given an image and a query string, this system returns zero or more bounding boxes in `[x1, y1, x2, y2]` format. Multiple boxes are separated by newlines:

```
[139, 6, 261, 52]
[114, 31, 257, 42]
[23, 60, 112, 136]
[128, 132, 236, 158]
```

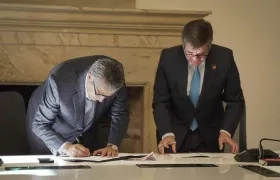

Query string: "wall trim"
[0, 3, 211, 35]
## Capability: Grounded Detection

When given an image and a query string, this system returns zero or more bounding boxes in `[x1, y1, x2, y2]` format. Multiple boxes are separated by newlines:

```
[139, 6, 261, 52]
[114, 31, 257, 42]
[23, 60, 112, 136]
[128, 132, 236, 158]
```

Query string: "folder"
[63, 155, 147, 163]
[136, 164, 218, 168]
[5, 165, 91, 171]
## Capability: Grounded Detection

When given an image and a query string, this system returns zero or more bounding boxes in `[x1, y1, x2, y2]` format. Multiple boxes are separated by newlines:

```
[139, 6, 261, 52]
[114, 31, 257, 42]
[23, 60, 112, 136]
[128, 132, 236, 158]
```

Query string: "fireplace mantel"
[0, 3, 210, 35]
[0, 3, 210, 152]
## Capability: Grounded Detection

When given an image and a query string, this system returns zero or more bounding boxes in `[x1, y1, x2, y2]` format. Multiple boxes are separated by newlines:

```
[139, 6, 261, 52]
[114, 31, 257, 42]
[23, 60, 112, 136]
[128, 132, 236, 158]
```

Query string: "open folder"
[61, 152, 157, 163]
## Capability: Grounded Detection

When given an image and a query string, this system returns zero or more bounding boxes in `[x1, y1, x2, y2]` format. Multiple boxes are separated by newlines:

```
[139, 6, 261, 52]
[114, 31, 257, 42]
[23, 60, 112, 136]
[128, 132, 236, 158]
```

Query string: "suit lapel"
[197, 51, 216, 107]
[176, 47, 188, 96]
[91, 101, 102, 123]
[176, 47, 196, 107]
[177, 58, 188, 95]
[83, 101, 100, 131]
[72, 69, 87, 129]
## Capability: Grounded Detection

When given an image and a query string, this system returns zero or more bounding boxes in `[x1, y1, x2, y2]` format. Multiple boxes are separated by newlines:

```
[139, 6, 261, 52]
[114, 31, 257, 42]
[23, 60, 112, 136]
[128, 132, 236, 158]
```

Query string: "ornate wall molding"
[0, 3, 211, 35]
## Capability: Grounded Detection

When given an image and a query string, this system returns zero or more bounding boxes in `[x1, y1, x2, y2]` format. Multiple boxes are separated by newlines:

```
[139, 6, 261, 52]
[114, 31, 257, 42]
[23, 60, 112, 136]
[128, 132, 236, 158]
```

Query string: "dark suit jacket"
[152, 44, 245, 152]
[26, 55, 130, 155]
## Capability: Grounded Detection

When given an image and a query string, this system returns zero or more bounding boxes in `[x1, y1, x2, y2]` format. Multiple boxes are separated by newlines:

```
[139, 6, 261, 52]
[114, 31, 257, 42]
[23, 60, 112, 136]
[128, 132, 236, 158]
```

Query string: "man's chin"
[190, 62, 200, 66]
[190, 60, 204, 66]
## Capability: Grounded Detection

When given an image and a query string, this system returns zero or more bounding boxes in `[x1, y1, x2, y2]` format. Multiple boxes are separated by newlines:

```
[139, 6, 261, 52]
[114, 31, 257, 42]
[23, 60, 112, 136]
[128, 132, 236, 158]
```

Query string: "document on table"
[60, 152, 157, 162]
[61, 155, 120, 162]
[170, 153, 224, 158]
[126, 152, 157, 161]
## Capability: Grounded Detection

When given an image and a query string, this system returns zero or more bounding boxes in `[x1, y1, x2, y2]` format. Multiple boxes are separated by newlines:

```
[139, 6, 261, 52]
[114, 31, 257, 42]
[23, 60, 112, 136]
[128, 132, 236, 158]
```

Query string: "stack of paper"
[127, 152, 157, 161]
[59, 152, 157, 162]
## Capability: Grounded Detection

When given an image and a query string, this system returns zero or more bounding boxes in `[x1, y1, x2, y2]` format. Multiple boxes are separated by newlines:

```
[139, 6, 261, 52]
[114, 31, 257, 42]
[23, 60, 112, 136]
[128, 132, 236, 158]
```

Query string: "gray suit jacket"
[26, 55, 130, 155]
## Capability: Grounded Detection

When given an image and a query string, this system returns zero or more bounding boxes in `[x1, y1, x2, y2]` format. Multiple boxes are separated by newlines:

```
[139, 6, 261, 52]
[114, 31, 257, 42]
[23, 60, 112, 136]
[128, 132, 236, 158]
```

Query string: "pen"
[183, 155, 210, 158]
[183, 155, 222, 158]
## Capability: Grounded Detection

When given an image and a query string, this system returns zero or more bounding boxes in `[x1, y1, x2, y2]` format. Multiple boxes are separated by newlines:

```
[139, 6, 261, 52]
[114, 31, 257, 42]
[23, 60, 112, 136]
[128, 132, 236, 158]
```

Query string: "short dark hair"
[89, 57, 125, 92]
[181, 19, 213, 48]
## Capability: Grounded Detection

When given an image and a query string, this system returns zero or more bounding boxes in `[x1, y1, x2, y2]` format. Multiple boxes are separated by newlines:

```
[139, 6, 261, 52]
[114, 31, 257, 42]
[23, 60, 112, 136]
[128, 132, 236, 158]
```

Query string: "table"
[0, 153, 279, 180]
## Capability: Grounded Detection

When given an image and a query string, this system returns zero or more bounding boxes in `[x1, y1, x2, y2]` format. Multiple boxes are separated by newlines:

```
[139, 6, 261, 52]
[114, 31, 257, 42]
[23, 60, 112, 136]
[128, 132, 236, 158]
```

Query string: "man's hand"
[65, 144, 90, 157]
[157, 136, 176, 154]
[218, 132, 239, 154]
[93, 146, 118, 157]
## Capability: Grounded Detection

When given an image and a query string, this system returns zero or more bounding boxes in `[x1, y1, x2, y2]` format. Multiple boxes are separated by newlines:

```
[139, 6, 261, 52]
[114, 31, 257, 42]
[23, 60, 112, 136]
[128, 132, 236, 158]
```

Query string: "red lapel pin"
[212, 65, 216, 70]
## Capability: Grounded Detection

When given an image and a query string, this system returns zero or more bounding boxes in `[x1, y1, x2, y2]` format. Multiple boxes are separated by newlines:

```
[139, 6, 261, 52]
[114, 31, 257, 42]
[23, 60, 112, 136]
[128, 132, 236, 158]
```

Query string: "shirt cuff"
[58, 142, 72, 156]
[162, 133, 175, 140]
[220, 130, 231, 137]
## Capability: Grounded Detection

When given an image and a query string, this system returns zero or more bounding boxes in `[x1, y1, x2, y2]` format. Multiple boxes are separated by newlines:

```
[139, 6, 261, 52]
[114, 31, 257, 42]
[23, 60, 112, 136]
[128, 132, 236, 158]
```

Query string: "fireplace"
[0, 4, 210, 152]
[122, 86, 144, 153]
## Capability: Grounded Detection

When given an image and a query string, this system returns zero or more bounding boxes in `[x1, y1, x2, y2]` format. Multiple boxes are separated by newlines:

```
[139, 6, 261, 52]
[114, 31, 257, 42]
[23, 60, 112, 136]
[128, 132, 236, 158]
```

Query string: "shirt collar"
[85, 73, 91, 100]
[188, 60, 206, 68]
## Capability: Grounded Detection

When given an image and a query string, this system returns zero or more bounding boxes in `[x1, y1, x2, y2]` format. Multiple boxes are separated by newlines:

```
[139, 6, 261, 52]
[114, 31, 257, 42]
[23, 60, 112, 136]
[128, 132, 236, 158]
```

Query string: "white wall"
[136, 0, 280, 149]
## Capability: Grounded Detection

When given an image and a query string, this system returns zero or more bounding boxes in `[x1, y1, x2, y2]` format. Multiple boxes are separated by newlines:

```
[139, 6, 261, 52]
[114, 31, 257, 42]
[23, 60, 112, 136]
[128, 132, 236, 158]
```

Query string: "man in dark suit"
[153, 19, 245, 154]
[26, 55, 129, 157]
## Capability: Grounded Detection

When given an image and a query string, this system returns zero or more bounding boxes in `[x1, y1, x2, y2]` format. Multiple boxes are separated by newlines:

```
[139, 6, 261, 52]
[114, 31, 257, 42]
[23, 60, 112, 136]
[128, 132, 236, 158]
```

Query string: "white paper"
[127, 152, 157, 161]
[1, 156, 39, 164]
[169, 153, 224, 158]
[60, 155, 119, 162]
[59, 152, 157, 162]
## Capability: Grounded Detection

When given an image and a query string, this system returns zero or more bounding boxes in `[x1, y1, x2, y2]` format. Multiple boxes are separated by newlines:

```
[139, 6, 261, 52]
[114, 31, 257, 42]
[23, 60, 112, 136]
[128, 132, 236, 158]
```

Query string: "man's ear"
[87, 73, 91, 80]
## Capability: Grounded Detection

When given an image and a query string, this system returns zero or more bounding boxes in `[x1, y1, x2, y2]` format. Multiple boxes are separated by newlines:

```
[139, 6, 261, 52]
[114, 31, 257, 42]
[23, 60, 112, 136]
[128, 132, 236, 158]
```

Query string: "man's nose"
[191, 55, 199, 60]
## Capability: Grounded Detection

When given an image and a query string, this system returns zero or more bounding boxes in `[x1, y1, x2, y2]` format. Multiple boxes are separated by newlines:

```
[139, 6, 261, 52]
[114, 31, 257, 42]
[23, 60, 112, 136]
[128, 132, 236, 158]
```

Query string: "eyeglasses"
[185, 53, 208, 58]
[183, 44, 211, 59]
[92, 80, 114, 98]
